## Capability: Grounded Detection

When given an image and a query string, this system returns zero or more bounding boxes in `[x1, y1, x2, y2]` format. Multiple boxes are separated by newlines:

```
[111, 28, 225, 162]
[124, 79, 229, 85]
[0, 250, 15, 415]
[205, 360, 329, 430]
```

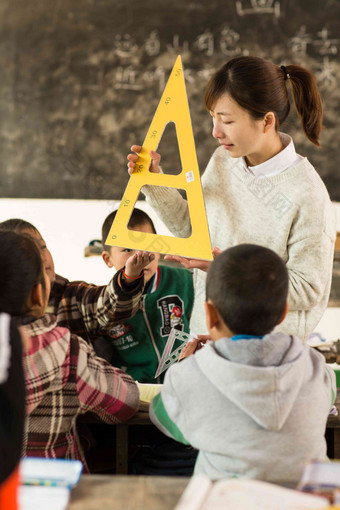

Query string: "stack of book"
[19, 458, 82, 510]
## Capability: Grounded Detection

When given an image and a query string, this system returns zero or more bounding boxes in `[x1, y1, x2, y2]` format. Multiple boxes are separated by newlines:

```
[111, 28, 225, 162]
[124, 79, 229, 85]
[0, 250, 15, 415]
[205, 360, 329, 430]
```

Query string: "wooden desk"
[78, 409, 157, 474]
[80, 388, 340, 476]
[326, 389, 340, 459]
[115, 410, 154, 474]
[69, 474, 189, 510]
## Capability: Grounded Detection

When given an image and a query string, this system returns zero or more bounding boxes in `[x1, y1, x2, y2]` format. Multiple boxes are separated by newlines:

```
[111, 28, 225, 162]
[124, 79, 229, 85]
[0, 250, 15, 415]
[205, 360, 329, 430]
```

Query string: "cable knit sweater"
[143, 143, 336, 340]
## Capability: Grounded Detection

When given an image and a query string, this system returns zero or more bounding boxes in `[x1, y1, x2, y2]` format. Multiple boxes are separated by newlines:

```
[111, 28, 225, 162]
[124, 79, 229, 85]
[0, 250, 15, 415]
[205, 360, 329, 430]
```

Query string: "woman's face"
[210, 93, 267, 166]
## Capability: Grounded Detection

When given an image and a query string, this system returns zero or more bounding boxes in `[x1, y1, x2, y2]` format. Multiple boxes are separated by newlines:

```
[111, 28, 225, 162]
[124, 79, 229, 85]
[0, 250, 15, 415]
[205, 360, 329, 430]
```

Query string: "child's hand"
[124, 251, 155, 279]
[127, 145, 161, 176]
[178, 335, 211, 361]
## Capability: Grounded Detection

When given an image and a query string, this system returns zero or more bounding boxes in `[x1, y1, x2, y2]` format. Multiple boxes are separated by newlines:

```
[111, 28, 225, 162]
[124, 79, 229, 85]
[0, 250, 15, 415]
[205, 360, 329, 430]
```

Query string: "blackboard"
[0, 0, 339, 200]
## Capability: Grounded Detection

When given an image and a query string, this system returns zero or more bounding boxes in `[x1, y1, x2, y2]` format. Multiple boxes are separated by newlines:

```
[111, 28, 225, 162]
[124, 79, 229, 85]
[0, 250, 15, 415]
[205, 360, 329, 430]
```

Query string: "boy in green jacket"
[100, 208, 194, 383]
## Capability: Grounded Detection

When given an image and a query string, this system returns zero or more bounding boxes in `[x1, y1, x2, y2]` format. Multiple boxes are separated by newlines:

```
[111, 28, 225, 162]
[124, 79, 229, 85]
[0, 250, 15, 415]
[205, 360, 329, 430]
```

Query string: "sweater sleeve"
[149, 365, 189, 445]
[76, 335, 140, 423]
[142, 185, 192, 238]
[286, 198, 336, 311]
[142, 148, 219, 239]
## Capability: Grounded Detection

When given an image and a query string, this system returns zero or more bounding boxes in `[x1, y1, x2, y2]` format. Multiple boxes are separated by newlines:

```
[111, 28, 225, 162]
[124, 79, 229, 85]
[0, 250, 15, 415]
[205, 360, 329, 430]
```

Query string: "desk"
[68, 474, 189, 510]
[80, 388, 340, 475]
[115, 411, 153, 474]
[326, 389, 340, 459]
[78, 409, 157, 474]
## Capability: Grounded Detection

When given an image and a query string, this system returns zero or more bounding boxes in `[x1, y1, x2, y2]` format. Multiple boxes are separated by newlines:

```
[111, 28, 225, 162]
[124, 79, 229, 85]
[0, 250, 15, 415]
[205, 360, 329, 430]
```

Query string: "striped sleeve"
[149, 367, 189, 445]
[325, 364, 337, 406]
[53, 269, 145, 339]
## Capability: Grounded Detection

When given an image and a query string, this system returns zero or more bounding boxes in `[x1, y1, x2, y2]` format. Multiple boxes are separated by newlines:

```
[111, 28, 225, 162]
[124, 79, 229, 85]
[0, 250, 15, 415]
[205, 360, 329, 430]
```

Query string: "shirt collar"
[230, 334, 264, 341]
[242, 132, 301, 178]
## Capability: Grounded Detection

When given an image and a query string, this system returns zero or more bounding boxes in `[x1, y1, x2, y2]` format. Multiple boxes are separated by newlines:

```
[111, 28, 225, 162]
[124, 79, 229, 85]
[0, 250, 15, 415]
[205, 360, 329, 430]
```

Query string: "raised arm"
[50, 252, 155, 341]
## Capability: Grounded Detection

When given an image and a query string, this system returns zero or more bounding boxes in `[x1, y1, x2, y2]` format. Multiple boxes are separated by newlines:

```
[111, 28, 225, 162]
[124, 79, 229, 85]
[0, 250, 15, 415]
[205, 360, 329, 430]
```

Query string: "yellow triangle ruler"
[106, 55, 213, 261]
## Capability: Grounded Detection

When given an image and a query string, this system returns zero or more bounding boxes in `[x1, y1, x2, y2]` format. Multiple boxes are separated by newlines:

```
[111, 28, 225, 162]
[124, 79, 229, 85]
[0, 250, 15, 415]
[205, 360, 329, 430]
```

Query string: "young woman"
[127, 56, 336, 340]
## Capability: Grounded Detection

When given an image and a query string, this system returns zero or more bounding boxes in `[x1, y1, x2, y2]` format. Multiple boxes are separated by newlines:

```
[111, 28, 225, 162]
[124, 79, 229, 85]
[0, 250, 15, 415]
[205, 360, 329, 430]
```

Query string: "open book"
[137, 382, 163, 411]
[174, 475, 330, 510]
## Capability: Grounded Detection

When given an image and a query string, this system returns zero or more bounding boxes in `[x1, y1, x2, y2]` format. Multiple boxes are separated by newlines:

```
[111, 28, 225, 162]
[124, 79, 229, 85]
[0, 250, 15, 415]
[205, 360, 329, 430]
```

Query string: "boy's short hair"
[101, 208, 156, 250]
[206, 244, 288, 336]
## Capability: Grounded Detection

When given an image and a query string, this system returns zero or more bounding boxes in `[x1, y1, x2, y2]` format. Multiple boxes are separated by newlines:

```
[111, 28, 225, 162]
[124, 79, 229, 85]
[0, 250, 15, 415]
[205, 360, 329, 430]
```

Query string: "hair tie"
[280, 65, 290, 80]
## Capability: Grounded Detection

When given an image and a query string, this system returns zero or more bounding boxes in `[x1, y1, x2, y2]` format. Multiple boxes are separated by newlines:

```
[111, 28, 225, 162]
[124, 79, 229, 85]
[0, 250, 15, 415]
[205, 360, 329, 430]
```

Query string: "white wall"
[1, 198, 340, 340]
[0, 198, 173, 285]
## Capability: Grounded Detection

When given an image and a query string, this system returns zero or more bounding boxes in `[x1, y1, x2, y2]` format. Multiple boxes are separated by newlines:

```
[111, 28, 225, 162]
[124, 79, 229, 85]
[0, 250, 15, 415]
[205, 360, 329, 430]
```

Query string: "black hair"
[204, 55, 323, 147]
[0, 218, 39, 234]
[0, 230, 44, 316]
[101, 208, 157, 250]
[206, 244, 288, 336]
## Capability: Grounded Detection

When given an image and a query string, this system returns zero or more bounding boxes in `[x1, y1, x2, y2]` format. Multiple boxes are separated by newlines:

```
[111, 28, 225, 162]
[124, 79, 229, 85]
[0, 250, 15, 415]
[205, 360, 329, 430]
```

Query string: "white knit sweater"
[143, 144, 336, 340]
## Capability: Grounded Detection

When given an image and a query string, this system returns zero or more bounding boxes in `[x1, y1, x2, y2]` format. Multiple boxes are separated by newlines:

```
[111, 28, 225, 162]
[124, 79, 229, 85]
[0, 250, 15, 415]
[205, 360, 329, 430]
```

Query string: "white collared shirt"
[242, 132, 303, 178]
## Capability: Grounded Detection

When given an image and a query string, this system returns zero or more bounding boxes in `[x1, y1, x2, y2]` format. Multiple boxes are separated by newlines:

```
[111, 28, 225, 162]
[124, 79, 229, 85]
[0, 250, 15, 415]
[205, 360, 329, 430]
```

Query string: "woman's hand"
[178, 335, 212, 361]
[164, 247, 223, 272]
[127, 145, 162, 176]
[123, 251, 155, 280]
[164, 255, 211, 272]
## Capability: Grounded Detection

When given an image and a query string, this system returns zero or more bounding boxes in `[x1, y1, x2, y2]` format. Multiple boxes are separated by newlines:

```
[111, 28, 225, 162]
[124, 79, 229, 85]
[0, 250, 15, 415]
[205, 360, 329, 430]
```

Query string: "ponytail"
[205, 56, 323, 148]
[284, 65, 323, 147]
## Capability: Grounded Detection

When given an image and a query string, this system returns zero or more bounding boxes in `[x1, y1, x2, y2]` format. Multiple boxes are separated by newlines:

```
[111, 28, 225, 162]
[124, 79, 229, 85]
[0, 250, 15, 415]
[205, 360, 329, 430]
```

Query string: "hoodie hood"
[195, 333, 312, 431]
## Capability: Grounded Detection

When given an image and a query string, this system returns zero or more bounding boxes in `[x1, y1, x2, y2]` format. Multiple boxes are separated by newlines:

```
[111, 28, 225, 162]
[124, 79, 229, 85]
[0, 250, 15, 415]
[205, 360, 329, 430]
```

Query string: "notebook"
[174, 475, 330, 510]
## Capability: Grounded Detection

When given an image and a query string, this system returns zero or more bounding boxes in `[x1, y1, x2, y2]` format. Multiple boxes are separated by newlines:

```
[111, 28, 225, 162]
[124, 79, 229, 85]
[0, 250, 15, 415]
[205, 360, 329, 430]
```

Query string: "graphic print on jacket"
[158, 295, 185, 336]
[104, 266, 194, 383]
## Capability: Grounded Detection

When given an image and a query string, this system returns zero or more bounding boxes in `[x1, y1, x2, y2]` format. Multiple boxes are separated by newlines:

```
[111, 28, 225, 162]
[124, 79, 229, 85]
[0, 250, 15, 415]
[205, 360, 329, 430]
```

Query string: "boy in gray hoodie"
[150, 244, 336, 483]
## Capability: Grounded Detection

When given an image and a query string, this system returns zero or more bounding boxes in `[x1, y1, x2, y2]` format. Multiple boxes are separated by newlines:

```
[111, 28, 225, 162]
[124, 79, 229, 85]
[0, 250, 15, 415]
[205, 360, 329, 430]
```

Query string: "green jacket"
[104, 265, 194, 383]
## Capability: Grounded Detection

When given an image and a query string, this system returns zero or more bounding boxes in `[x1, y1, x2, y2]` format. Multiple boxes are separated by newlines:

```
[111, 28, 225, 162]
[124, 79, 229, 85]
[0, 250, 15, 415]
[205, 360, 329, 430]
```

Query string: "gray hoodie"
[150, 332, 336, 482]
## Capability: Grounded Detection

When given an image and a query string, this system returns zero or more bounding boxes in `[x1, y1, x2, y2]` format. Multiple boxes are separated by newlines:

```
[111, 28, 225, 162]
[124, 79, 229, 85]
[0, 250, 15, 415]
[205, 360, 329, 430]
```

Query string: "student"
[150, 244, 336, 483]
[0, 230, 151, 471]
[0, 218, 154, 345]
[127, 56, 336, 340]
[0, 315, 26, 510]
[100, 208, 194, 382]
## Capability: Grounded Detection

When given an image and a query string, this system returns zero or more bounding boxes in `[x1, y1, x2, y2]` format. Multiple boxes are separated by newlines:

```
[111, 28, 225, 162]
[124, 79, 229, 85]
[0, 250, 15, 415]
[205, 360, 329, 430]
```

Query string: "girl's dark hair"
[206, 244, 288, 336]
[0, 218, 39, 234]
[0, 230, 44, 316]
[204, 56, 323, 147]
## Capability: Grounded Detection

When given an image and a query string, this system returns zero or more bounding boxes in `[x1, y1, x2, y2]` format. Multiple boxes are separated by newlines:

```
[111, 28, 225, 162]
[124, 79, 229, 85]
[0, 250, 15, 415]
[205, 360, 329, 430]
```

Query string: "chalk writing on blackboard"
[316, 57, 337, 90]
[194, 30, 214, 57]
[236, 0, 280, 18]
[314, 28, 339, 57]
[1, 0, 339, 202]
[145, 31, 161, 57]
[167, 35, 189, 54]
[289, 26, 313, 56]
[114, 34, 139, 58]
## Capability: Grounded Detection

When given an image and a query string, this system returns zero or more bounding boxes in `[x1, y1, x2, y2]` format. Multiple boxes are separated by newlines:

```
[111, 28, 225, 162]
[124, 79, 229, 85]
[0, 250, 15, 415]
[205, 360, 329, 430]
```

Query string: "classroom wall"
[1, 198, 340, 341]
[0, 0, 339, 200]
